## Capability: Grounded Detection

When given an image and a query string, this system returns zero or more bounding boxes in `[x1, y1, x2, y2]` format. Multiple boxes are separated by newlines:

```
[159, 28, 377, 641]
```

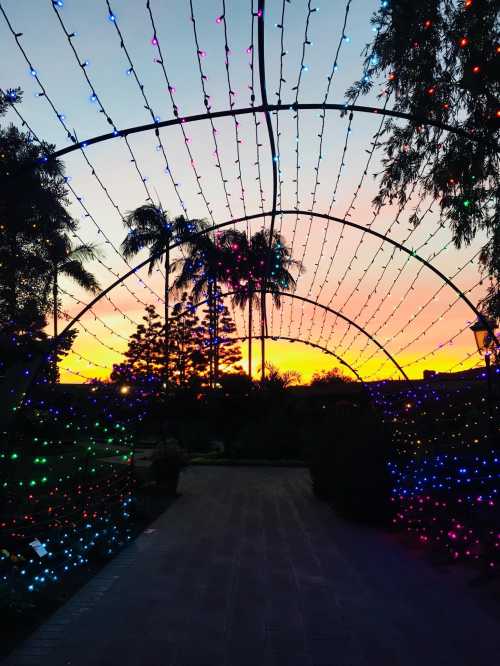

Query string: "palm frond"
[61, 260, 100, 293]
[124, 204, 167, 233]
[121, 229, 159, 259]
[66, 242, 102, 264]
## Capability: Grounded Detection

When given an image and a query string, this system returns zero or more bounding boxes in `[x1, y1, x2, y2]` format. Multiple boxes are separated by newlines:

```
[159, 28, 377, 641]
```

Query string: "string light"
[295, 0, 353, 341]
[188, 0, 235, 219]
[146, 0, 217, 224]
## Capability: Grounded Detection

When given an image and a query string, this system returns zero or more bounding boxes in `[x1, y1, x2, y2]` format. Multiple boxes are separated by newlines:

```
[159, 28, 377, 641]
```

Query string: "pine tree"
[168, 293, 206, 388]
[199, 295, 242, 381]
[110, 305, 165, 393]
[217, 305, 243, 375]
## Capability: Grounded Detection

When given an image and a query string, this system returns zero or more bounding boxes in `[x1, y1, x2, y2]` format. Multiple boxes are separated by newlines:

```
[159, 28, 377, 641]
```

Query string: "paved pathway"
[4, 467, 500, 666]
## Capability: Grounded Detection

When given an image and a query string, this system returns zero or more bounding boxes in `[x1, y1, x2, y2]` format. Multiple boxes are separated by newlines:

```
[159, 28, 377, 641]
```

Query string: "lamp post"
[470, 319, 497, 444]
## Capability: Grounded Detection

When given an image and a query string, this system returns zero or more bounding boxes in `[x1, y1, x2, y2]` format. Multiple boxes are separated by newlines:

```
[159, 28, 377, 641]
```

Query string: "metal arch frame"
[24, 0, 495, 387]
[37, 0, 497, 356]
[43, 103, 480, 163]
[256, 0, 276, 376]
[257, 0, 277, 239]
[58, 236, 406, 377]
[57, 209, 498, 351]
[38, 1, 478, 163]
[258, 291, 406, 379]
[167, 294, 364, 383]
[223, 335, 363, 383]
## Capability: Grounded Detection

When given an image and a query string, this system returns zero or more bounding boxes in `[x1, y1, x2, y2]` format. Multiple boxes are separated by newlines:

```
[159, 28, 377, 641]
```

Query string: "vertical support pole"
[164, 246, 170, 392]
[257, 0, 278, 384]
[485, 353, 496, 444]
[248, 298, 253, 379]
[261, 296, 267, 384]
[52, 265, 58, 384]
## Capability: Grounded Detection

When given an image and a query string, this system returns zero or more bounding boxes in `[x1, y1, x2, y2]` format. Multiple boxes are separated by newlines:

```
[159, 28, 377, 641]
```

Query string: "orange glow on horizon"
[58, 337, 481, 385]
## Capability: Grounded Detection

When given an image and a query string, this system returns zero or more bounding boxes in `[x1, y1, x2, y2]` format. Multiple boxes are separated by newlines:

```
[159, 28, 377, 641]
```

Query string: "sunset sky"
[0, 0, 489, 383]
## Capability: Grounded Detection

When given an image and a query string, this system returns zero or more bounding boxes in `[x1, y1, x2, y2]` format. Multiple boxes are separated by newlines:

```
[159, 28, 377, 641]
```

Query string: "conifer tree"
[199, 296, 242, 380]
[110, 305, 165, 393]
[168, 293, 206, 388]
[217, 305, 243, 375]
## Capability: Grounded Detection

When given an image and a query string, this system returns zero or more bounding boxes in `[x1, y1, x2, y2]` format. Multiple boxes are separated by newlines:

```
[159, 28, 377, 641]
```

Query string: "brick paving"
[4, 466, 500, 666]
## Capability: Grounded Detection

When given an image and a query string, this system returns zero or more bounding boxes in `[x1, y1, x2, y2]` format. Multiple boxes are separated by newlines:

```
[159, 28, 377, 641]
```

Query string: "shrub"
[309, 403, 392, 523]
[151, 440, 188, 493]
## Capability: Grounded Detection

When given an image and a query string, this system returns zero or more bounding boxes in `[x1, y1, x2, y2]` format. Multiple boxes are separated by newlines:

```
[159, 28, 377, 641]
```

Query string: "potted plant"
[151, 439, 188, 495]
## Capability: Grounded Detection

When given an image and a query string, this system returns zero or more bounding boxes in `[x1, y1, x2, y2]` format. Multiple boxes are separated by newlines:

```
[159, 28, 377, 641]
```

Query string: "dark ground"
[0, 484, 175, 659]
[3, 466, 500, 666]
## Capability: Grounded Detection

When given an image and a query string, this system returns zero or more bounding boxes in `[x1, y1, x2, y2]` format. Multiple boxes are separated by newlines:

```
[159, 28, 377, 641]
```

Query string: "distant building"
[423, 370, 437, 380]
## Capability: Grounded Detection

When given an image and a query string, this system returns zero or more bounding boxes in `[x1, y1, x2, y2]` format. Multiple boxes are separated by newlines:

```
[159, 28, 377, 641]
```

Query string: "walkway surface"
[4, 466, 500, 666]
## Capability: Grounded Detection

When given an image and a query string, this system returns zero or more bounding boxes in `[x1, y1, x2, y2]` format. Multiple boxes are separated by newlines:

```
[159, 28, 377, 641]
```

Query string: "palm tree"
[171, 230, 225, 388]
[121, 206, 204, 387]
[220, 229, 301, 382]
[218, 230, 257, 379]
[46, 234, 100, 383]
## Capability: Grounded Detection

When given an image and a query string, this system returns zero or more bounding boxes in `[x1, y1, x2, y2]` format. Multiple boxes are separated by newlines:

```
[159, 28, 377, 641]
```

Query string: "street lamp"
[470, 319, 497, 443]
[470, 319, 495, 356]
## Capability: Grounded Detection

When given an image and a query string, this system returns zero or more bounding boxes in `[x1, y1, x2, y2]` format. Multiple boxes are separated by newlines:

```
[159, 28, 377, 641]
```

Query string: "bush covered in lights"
[0, 381, 141, 608]
[373, 376, 500, 574]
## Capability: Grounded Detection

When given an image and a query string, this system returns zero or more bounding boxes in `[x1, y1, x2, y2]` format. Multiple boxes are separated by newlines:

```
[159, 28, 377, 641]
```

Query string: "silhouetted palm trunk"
[180, 320, 185, 386]
[164, 246, 170, 390]
[214, 282, 219, 387]
[208, 281, 214, 389]
[260, 287, 266, 383]
[52, 265, 58, 384]
[248, 297, 252, 380]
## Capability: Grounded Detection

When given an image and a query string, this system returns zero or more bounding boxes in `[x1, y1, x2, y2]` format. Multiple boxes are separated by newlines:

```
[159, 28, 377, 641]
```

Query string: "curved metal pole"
[41, 103, 480, 164]
[167, 294, 364, 382]
[58, 209, 497, 351]
[230, 335, 363, 383]
[273, 291, 407, 379]
[257, 0, 277, 232]
[60, 269, 407, 379]
[256, 1, 275, 383]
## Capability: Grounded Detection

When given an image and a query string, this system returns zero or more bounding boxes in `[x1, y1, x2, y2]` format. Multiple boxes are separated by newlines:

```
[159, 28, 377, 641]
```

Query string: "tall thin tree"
[172, 230, 226, 388]
[220, 229, 301, 382]
[121, 207, 204, 388]
[46, 234, 100, 383]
